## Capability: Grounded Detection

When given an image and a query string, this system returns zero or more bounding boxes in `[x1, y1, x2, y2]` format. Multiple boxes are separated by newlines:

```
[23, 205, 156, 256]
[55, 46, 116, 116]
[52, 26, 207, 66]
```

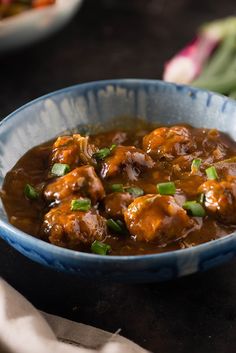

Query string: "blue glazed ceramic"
[1, 79, 236, 282]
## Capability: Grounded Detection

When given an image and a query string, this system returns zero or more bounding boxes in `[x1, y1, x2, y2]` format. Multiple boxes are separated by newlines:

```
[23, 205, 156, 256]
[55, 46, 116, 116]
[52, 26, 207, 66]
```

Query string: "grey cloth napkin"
[0, 278, 149, 353]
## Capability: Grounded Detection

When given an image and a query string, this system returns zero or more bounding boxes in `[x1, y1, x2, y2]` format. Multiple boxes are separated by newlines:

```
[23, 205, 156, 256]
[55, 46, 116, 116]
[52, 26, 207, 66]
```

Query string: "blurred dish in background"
[0, 0, 83, 52]
[0, 0, 56, 20]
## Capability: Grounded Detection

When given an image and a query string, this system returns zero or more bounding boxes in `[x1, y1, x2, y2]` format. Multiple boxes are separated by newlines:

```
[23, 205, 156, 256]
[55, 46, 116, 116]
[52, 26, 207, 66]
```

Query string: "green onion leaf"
[191, 158, 202, 172]
[183, 201, 206, 217]
[206, 166, 219, 180]
[111, 184, 124, 192]
[93, 144, 117, 160]
[91, 240, 111, 255]
[107, 218, 123, 233]
[24, 184, 39, 200]
[126, 186, 144, 197]
[51, 163, 70, 176]
[157, 182, 176, 195]
[71, 198, 91, 212]
[110, 144, 116, 152]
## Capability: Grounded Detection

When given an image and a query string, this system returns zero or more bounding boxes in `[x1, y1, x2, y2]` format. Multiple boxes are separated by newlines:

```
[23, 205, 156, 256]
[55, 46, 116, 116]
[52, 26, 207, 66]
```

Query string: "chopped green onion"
[107, 218, 123, 233]
[111, 184, 124, 192]
[126, 187, 144, 197]
[110, 144, 116, 152]
[183, 201, 206, 217]
[51, 163, 70, 176]
[206, 166, 219, 180]
[198, 193, 205, 204]
[191, 158, 202, 172]
[157, 182, 176, 195]
[91, 240, 111, 255]
[71, 198, 91, 212]
[24, 184, 39, 200]
[93, 144, 117, 160]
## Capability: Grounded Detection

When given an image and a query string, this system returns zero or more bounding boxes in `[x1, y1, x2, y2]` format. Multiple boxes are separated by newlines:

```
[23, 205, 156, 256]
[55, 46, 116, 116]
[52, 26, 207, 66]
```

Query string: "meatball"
[103, 192, 134, 218]
[124, 194, 194, 244]
[42, 198, 107, 249]
[101, 146, 154, 180]
[44, 166, 105, 203]
[143, 126, 194, 160]
[51, 136, 78, 167]
[51, 134, 97, 168]
[198, 176, 236, 224]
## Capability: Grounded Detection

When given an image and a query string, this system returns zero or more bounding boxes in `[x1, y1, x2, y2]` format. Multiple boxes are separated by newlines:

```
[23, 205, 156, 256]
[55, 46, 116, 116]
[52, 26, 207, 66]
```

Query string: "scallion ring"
[157, 182, 176, 195]
[183, 201, 206, 217]
[71, 198, 91, 212]
[91, 240, 111, 255]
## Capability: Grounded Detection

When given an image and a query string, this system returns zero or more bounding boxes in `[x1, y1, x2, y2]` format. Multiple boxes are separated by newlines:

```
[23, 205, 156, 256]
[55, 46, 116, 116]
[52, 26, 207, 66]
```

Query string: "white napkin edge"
[0, 278, 149, 353]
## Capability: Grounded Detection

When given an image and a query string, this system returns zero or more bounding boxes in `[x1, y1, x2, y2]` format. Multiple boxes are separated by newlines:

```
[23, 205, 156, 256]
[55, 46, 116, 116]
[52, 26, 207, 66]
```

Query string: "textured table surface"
[1, 1, 236, 352]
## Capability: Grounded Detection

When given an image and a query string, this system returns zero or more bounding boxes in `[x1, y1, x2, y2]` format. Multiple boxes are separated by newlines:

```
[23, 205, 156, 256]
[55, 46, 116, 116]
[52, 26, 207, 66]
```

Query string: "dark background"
[1, 1, 236, 352]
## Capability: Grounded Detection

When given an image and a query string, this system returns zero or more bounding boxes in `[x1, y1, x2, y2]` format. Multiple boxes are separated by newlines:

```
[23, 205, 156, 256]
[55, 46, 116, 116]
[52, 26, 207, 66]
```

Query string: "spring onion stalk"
[107, 219, 124, 233]
[24, 184, 39, 200]
[71, 198, 91, 212]
[163, 17, 236, 85]
[183, 201, 206, 217]
[193, 33, 236, 81]
[229, 90, 236, 99]
[126, 187, 144, 197]
[91, 240, 111, 255]
[206, 166, 219, 180]
[157, 182, 176, 195]
[191, 158, 202, 173]
[93, 144, 116, 160]
[51, 163, 70, 176]
[111, 184, 124, 192]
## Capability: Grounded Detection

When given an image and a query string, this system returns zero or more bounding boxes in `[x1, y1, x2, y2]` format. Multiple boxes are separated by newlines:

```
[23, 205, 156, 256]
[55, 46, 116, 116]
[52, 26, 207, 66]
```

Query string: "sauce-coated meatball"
[124, 194, 194, 244]
[42, 198, 107, 249]
[198, 176, 236, 224]
[143, 126, 194, 160]
[101, 146, 154, 180]
[44, 166, 105, 203]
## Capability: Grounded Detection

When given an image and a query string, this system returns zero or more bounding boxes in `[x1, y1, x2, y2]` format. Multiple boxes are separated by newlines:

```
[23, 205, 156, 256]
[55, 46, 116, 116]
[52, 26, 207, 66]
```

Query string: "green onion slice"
[71, 198, 91, 212]
[157, 182, 176, 195]
[107, 218, 124, 233]
[183, 201, 206, 217]
[111, 184, 124, 192]
[205, 166, 219, 180]
[24, 184, 39, 200]
[110, 144, 116, 152]
[51, 163, 70, 176]
[191, 158, 202, 172]
[93, 144, 117, 160]
[91, 240, 111, 255]
[126, 187, 144, 197]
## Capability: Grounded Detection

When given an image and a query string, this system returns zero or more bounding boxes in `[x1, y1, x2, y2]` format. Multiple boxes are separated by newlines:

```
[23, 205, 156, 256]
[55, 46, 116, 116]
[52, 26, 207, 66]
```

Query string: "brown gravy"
[2, 122, 236, 255]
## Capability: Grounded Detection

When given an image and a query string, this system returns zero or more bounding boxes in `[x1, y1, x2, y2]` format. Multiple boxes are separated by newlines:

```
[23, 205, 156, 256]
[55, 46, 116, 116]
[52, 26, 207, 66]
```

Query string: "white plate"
[0, 0, 83, 52]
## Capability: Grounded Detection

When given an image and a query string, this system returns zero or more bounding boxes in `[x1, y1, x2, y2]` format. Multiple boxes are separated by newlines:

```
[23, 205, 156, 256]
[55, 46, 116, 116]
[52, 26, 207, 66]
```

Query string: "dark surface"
[1, 1, 236, 352]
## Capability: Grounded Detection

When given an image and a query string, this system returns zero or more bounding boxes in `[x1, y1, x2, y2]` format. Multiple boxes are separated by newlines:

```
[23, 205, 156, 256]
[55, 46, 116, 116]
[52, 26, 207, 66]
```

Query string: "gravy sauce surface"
[2, 121, 236, 255]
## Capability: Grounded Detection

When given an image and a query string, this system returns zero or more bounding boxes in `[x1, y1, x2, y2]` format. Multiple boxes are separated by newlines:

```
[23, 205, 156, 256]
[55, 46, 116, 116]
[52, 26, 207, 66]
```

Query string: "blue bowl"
[1, 79, 236, 282]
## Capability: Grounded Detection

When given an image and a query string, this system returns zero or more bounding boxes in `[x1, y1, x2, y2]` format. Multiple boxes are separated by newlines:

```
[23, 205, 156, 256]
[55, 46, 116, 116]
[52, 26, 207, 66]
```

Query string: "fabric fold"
[0, 278, 149, 353]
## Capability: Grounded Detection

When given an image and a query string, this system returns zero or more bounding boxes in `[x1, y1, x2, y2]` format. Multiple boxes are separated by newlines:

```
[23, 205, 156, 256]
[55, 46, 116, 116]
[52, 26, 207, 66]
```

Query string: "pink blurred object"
[163, 34, 218, 84]
[0, 0, 13, 4]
